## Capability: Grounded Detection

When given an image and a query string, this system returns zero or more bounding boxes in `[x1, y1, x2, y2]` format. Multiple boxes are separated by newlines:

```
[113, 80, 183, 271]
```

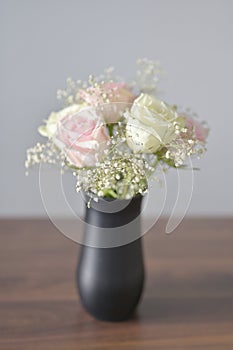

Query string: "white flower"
[125, 93, 179, 153]
[38, 104, 87, 138]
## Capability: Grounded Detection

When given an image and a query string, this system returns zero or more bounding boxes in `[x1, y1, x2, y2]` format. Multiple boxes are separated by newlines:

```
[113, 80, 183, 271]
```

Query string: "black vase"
[76, 194, 144, 322]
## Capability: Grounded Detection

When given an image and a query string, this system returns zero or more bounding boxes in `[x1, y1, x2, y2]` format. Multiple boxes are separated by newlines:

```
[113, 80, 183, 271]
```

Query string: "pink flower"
[78, 82, 136, 123]
[54, 109, 110, 167]
[180, 114, 209, 142]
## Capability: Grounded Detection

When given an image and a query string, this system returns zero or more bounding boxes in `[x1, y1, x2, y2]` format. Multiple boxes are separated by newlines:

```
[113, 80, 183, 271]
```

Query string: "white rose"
[38, 104, 87, 138]
[125, 93, 179, 153]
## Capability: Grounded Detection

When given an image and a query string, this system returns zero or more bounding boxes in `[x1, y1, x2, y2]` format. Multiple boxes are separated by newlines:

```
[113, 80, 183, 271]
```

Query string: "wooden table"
[0, 218, 233, 349]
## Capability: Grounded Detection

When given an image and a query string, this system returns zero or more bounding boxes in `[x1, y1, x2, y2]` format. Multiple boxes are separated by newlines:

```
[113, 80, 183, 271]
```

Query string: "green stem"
[107, 124, 114, 137]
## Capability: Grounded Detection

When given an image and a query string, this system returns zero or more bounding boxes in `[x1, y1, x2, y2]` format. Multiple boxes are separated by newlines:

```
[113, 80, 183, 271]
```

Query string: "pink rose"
[54, 109, 110, 167]
[180, 114, 209, 142]
[78, 82, 136, 123]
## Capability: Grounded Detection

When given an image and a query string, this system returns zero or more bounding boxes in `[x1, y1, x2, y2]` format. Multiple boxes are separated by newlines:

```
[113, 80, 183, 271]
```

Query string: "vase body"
[76, 195, 144, 321]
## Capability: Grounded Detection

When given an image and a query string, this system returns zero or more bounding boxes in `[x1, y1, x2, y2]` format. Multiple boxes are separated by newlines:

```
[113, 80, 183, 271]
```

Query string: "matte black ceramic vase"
[76, 194, 144, 322]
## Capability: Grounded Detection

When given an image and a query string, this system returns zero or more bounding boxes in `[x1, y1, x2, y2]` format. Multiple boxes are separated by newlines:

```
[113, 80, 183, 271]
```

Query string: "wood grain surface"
[0, 218, 232, 349]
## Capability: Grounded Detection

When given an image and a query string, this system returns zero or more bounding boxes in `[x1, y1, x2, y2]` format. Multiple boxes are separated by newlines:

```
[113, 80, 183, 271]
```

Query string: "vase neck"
[84, 195, 143, 228]
[81, 195, 143, 248]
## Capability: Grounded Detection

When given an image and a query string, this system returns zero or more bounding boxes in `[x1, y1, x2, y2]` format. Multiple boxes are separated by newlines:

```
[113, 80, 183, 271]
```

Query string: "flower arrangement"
[26, 59, 209, 204]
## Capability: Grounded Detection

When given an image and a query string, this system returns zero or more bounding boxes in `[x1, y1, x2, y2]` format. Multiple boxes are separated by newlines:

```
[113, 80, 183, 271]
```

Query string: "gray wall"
[1, 0, 233, 217]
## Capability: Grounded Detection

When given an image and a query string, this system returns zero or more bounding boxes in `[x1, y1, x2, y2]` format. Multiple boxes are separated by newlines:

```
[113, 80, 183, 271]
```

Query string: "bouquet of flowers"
[26, 59, 208, 204]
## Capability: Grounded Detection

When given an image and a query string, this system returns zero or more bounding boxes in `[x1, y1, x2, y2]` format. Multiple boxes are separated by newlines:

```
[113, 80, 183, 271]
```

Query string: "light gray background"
[1, 0, 233, 217]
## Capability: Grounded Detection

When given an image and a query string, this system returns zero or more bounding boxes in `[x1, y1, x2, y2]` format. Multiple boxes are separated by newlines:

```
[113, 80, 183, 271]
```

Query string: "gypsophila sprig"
[76, 153, 149, 201]
[26, 59, 209, 203]
[25, 142, 63, 174]
[133, 58, 162, 94]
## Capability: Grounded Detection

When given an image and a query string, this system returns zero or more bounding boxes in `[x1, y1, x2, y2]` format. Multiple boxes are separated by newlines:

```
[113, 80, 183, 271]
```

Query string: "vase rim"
[81, 191, 144, 213]
[83, 191, 144, 203]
